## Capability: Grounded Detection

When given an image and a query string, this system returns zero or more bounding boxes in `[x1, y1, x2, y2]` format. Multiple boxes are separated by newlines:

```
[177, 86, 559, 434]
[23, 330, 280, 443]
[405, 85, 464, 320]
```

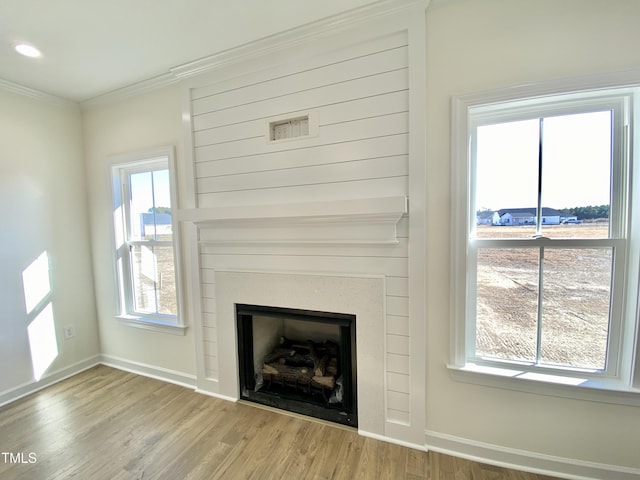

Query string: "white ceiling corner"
[0, 0, 418, 104]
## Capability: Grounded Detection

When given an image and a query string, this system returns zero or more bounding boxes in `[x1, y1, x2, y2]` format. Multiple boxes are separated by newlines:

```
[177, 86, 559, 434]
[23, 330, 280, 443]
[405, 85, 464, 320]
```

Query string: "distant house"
[476, 210, 496, 225]
[494, 208, 576, 226]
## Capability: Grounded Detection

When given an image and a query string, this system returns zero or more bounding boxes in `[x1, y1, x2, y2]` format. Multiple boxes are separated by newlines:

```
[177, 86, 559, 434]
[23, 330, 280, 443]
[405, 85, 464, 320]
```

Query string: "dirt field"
[475, 224, 611, 369]
[131, 239, 177, 316]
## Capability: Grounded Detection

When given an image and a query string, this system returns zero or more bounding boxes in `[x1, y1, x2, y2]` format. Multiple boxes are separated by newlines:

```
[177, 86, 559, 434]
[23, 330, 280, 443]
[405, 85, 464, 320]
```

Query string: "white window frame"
[110, 146, 186, 335]
[450, 79, 640, 405]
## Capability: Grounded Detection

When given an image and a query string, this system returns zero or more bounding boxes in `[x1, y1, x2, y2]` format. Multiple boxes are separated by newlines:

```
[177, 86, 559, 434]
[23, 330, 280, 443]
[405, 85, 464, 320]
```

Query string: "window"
[451, 84, 640, 399]
[111, 147, 185, 334]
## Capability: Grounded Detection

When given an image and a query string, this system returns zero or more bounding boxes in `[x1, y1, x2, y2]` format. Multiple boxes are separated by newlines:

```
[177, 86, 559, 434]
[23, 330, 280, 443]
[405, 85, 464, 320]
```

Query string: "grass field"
[474, 224, 611, 369]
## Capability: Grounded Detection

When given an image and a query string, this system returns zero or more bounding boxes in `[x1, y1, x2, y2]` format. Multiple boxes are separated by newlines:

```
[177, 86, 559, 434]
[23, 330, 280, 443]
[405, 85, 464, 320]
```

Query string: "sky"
[475, 110, 612, 212]
[130, 169, 171, 213]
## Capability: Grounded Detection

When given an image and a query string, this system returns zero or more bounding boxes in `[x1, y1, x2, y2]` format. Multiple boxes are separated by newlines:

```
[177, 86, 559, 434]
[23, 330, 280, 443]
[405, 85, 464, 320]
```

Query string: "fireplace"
[236, 304, 357, 427]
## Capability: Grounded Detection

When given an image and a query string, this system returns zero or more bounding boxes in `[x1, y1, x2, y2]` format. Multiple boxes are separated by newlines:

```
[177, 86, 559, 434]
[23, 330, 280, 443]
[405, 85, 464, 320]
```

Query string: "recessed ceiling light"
[14, 42, 42, 58]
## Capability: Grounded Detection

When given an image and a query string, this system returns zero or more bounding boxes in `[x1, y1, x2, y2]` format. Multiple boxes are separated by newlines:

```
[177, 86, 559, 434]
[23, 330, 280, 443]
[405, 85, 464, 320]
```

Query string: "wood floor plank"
[0, 365, 563, 480]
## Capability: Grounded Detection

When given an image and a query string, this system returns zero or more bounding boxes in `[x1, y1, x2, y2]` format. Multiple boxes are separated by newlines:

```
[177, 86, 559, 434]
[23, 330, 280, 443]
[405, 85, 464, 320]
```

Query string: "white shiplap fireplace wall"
[179, 1, 427, 448]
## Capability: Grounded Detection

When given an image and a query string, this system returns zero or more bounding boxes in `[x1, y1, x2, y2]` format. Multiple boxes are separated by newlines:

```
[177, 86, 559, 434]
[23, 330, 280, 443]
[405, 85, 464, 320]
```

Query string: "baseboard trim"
[194, 388, 239, 403]
[425, 430, 640, 480]
[99, 354, 197, 389]
[0, 355, 101, 408]
[360, 430, 428, 452]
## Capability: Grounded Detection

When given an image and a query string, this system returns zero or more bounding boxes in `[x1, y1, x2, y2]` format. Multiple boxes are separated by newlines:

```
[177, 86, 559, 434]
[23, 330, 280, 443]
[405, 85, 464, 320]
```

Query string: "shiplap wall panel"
[197, 177, 407, 208]
[201, 283, 216, 299]
[192, 47, 407, 117]
[386, 276, 409, 297]
[195, 106, 408, 164]
[197, 155, 407, 195]
[387, 334, 410, 355]
[387, 372, 410, 393]
[194, 91, 409, 150]
[202, 298, 217, 314]
[387, 390, 411, 412]
[191, 30, 412, 419]
[388, 353, 410, 375]
[190, 31, 408, 101]
[387, 295, 409, 317]
[196, 134, 408, 178]
[200, 268, 216, 285]
[387, 315, 410, 336]
[193, 90, 408, 149]
[193, 69, 407, 132]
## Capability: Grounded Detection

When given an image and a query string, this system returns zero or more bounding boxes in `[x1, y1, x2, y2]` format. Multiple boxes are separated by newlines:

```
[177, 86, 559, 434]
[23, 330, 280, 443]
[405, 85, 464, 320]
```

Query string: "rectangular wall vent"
[267, 112, 317, 143]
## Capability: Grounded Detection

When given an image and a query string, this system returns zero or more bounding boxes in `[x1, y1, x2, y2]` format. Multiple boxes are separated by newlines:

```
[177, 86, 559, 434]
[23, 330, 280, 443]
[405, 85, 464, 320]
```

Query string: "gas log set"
[261, 337, 341, 399]
[236, 304, 356, 426]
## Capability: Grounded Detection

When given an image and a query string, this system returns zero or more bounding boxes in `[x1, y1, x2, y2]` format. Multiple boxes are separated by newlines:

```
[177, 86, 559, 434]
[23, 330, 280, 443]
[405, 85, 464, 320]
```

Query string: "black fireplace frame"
[236, 304, 357, 427]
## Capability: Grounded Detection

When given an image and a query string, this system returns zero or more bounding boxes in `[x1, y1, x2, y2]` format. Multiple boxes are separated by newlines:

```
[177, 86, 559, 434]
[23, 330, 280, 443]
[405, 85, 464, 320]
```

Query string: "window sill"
[448, 362, 640, 407]
[116, 315, 187, 336]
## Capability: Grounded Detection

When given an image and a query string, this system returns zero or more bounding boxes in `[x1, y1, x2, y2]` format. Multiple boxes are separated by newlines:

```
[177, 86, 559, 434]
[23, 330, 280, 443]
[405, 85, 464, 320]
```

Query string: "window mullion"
[536, 117, 544, 236]
[536, 246, 544, 364]
[121, 174, 136, 314]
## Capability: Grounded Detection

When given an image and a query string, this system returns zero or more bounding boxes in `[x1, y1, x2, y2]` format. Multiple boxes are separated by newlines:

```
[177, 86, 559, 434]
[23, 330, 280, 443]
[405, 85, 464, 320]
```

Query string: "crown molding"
[79, 0, 429, 108]
[0, 77, 76, 107]
[170, 0, 429, 80]
[80, 72, 180, 109]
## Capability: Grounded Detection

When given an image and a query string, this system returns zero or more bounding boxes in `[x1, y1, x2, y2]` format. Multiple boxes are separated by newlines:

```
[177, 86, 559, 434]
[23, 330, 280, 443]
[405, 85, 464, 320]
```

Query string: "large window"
[451, 85, 640, 398]
[111, 147, 185, 334]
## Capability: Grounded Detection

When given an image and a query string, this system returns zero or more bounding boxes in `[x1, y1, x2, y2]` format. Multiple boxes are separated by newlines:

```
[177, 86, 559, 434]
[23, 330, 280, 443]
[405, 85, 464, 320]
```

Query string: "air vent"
[267, 112, 318, 143]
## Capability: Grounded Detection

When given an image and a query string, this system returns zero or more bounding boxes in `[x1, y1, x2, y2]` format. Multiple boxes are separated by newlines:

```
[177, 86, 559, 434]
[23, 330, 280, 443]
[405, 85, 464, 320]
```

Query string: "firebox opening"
[236, 304, 357, 427]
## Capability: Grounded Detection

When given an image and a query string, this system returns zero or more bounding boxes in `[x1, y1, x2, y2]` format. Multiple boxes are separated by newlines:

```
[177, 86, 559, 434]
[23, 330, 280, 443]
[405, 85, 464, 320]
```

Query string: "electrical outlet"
[63, 325, 76, 339]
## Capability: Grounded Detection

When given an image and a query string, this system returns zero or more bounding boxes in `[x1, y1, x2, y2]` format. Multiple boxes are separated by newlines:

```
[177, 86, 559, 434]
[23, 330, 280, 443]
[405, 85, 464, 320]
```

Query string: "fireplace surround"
[210, 270, 386, 436]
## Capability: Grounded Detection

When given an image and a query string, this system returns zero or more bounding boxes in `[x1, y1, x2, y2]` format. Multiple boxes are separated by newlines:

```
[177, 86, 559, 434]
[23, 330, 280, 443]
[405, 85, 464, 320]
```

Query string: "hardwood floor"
[0, 365, 562, 480]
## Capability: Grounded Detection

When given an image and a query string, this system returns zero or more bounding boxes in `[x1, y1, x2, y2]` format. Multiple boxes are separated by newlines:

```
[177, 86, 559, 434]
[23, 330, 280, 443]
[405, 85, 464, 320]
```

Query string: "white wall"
[0, 89, 99, 400]
[425, 0, 640, 471]
[82, 85, 196, 377]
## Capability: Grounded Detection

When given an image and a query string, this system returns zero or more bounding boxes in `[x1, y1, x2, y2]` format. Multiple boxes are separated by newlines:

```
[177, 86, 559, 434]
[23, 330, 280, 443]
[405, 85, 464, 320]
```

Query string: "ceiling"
[0, 0, 383, 103]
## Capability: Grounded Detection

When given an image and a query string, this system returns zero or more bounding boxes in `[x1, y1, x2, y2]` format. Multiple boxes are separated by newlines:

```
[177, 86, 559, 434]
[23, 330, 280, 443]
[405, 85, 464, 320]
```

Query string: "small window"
[111, 147, 185, 334]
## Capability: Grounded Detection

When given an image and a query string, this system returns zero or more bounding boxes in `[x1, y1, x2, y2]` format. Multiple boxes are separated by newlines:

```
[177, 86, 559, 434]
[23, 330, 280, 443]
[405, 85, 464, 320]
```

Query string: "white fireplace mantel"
[178, 196, 407, 246]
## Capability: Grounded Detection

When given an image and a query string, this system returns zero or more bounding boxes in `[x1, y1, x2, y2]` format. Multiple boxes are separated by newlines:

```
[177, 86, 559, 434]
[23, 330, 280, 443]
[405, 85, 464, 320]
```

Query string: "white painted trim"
[183, 197, 407, 246]
[99, 354, 197, 389]
[404, 0, 428, 447]
[360, 429, 428, 452]
[0, 77, 76, 106]
[451, 67, 640, 110]
[0, 356, 101, 408]
[185, 222, 209, 391]
[178, 196, 407, 224]
[425, 430, 640, 480]
[194, 388, 238, 403]
[81, 72, 178, 109]
[170, 0, 428, 80]
[449, 72, 640, 401]
[115, 315, 187, 335]
[448, 363, 640, 407]
[109, 145, 187, 331]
